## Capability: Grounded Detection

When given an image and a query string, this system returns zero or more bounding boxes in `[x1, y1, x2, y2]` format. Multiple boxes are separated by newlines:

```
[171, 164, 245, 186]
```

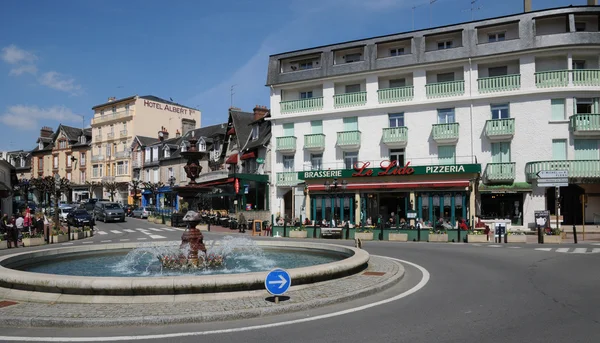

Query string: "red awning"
[241, 152, 256, 160]
[308, 180, 470, 191]
[227, 128, 236, 135]
[225, 154, 238, 164]
[195, 178, 234, 188]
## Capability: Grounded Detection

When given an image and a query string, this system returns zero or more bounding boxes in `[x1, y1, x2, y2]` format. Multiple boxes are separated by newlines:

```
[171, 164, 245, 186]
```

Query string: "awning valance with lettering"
[479, 182, 532, 193]
[308, 180, 470, 191]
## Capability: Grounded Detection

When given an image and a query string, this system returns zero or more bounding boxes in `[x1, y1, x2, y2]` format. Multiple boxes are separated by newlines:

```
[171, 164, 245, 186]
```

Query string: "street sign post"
[536, 170, 569, 234]
[536, 170, 568, 178]
[265, 268, 291, 303]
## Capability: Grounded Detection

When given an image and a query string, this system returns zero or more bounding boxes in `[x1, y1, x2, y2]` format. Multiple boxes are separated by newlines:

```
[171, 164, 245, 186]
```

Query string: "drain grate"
[363, 271, 386, 276]
[0, 301, 18, 308]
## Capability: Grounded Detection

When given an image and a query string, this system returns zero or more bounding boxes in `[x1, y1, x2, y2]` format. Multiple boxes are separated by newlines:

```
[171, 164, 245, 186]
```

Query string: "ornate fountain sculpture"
[158, 131, 225, 270]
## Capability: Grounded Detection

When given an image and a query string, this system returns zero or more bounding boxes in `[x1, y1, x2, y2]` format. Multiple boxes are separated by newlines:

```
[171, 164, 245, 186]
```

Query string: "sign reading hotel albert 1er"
[143, 100, 197, 115]
[298, 160, 481, 180]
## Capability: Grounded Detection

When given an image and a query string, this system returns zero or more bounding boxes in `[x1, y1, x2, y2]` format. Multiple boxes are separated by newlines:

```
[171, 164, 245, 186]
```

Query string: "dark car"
[93, 202, 126, 223]
[67, 209, 94, 227]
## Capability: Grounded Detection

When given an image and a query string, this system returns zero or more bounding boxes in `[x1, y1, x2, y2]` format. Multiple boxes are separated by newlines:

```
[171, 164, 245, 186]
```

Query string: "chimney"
[40, 126, 53, 138]
[175, 129, 181, 138]
[253, 105, 269, 121]
[158, 126, 169, 141]
[524, 0, 531, 12]
[588, 0, 598, 5]
[108, 96, 116, 102]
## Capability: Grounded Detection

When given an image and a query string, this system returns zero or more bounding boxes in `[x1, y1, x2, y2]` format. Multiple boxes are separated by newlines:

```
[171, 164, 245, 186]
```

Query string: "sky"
[0, 0, 588, 152]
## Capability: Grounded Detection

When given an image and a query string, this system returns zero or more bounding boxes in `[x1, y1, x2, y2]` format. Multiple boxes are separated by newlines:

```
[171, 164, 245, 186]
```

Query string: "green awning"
[479, 182, 532, 193]
[236, 173, 269, 183]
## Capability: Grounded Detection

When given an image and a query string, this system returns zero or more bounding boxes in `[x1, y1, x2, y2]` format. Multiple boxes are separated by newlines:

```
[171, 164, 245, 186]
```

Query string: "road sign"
[537, 182, 568, 188]
[265, 268, 291, 296]
[537, 178, 569, 183]
[537, 170, 568, 178]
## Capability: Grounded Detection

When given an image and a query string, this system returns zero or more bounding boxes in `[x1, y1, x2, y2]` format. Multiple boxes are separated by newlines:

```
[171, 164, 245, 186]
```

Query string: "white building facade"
[267, 5, 600, 229]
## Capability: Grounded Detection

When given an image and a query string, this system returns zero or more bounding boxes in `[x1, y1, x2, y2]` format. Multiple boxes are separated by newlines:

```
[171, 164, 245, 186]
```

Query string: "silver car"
[93, 202, 126, 223]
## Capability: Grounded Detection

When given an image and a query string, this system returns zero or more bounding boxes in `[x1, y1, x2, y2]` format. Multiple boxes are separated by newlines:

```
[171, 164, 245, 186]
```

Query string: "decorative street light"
[168, 176, 177, 209]
[324, 178, 348, 239]
[18, 178, 31, 206]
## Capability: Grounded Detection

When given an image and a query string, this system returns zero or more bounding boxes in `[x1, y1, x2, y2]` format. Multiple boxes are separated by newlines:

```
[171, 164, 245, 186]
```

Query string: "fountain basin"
[0, 241, 369, 302]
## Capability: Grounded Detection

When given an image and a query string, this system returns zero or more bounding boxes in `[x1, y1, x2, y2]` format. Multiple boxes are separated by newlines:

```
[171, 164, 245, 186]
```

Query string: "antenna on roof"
[462, 0, 482, 21]
[80, 114, 85, 130]
[230, 85, 237, 108]
[411, 2, 426, 30]
[429, 0, 438, 27]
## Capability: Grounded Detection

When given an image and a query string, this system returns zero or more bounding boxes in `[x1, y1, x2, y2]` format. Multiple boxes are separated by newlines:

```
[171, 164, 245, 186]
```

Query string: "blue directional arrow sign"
[265, 268, 291, 296]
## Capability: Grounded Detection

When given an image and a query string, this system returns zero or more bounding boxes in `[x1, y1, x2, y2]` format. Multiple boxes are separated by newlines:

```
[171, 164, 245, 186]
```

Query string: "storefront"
[157, 186, 179, 211]
[478, 182, 532, 226]
[300, 161, 481, 228]
[71, 187, 90, 203]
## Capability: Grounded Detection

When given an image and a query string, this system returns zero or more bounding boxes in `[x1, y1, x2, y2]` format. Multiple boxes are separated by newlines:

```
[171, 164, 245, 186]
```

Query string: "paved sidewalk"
[0, 256, 403, 328]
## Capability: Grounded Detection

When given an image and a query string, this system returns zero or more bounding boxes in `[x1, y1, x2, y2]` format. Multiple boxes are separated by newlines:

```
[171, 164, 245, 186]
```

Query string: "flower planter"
[84, 230, 94, 238]
[543, 235, 562, 244]
[165, 220, 172, 227]
[507, 235, 527, 243]
[428, 234, 448, 242]
[388, 233, 408, 242]
[52, 235, 68, 243]
[70, 232, 84, 240]
[355, 232, 374, 241]
[23, 237, 45, 247]
[467, 235, 488, 243]
[289, 230, 307, 238]
[0, 241, 7, 250]
[196, 224, 209, 231]
[154, 218, 163, 224]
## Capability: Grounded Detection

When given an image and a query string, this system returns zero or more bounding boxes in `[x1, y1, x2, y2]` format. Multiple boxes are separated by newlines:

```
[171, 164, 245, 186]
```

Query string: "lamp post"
[18, 178, 30, 207]
[324, 178, 347, 239]
[168, 176, 177, 210]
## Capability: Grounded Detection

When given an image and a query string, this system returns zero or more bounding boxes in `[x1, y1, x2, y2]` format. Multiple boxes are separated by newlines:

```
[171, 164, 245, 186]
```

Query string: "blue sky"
[0, 0, 586, 152]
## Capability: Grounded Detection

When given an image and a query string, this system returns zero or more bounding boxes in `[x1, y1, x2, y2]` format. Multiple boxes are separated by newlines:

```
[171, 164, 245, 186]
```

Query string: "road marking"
[61, 243, 73, 245]
[508, 246, 521, 249]
[136, 228, 148, 232]
[137, 238, 148, 240]
[572, 248, 588, 254]
[97, 231, 108, 235]
[119, 239, 130, 242]
[82, 241, 93, 244]
[556, 248, 570, 253]
[110, 230, 122, 234]
[471, 244, 481, 246]
[100, 240, 112, 243]
[592, 248, 600, 253]
[172, 227, 186, 231]
[489, 245, 502, 248]
[592, 243, 600, 246]
[123, 229, 135, 233]
[148, 228, 162, 232]
[149, 235, 166, 239]
[535, 248, 552, 251]
[162, 228, 175, 231]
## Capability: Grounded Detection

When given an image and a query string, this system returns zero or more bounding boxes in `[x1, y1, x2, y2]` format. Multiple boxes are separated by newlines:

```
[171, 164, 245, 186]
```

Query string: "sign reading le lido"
[298, 161, 481, 180]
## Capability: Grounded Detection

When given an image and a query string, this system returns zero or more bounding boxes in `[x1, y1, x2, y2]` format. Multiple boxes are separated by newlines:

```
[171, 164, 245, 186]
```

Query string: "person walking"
[238, 212, 246, 233]
[15, 214, 24, 246]
[8, 215, 19, 248]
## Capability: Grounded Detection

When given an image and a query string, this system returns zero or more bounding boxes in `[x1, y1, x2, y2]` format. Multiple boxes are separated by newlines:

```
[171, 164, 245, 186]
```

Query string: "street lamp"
[324, 178, 348, 239]
[168, 176, 177, 210]
[18, 178, 30, 207]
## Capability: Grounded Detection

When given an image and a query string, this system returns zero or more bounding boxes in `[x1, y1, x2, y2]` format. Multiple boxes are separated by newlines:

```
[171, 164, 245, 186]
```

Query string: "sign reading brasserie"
[298, 161, 481, 180]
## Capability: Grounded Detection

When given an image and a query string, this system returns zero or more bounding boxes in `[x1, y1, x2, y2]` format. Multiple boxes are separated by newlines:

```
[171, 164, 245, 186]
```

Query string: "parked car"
[93, 202, 126, 223]
[58, 207, 74, 222]
[67, 209, 94, 227]
[131, 206, 155, 218]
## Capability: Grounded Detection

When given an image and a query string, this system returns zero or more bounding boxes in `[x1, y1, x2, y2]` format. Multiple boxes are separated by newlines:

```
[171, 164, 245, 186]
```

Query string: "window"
[38, 157, 43, 170]
[574, 139, 599, 160]
[437, 41, 453, 50]
[122, 141, 127, 152]
[436, 72, 455, 83]
[299, 61, 313, 70]
[93, 165, 99, 178]
[122, 122, 127, 131]
[106, 144, 111, 157]
[390, 47, 405, 56]
[300, 91, 313, 99]
[152, 147, 159, 161]
[66, 172, 71, 181]
[282, 155, 294, 172]
[110, 125, 114, 134]
[575, 22, 586, 32]
[344, 151, 358, 169]
[572, 60, 586, 70]
[251, 126, 259, 140]
[125, 104, 130, 113]
[551, 99, 566, 121]
[80, 170, 86, 183]
[117, 161, 128, 175]
[98, 128, 102, 136]
[19, 158, 25, 168]
[345, 84, 360, 93]
[552, 139, 567, 160]
[488, 66, 508, 77]
[66, 154, 72, 168]
[198, 138, 207, 151]
[389, 79, 406, 88]
[389, 149, 405, 166]
[181, 166, 186, 181]
[80, 136, 86, 144]
[180, 142, 187, 152]
[244, 159, 257, 174]
[144, 148, 151, 162]
[99, 164, 103, 177]
[343, 117, 358, 131]
[575, 98, 595, 114]
[488, 32, 506, 42]
[112, 106, 116, 113]
[38, 142, 43, 150]
[344, 53, 362, 63]
[80, 152, 86, 166]
[311, 120, 323, 134]
[491, 104, 509, 119]
[53, 156, 58, 169]
[310, 153, 322, 171]
[153, 168, 159, 182]
[100, 110, 104, 116]
[168, 167, 174, 179]
[145, 169, 151, 182]
[283, 123, 294, 136]
[491, 142, 511, 163]
[389, 113, 405, 127]
[437, 108, 455, 123]
[59, 140, 67, 149]
[213, 140, 221, 152]
[438, 145, 456, 165]
[164, 146, 170, 158]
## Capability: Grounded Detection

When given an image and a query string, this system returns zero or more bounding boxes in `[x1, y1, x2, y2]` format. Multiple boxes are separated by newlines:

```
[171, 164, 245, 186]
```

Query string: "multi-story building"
[30, 125, 92, 203]
[267, 3, 600, 229]
[3, 150, 30, 206]
[90, 95, 200, 202]
[0, 159, 17, 215]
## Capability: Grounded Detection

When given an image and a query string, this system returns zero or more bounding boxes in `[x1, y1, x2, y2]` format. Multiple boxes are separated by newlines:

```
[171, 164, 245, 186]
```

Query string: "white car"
[59, 207, 73, 222]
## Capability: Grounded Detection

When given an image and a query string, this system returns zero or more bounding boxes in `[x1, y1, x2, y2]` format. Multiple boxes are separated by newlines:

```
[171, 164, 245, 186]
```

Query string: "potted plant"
[388, 230, 408, 242]
[70, 227, 84, 240]
[507, 230, 527, 243]
[289, 226, 307, 238]
[467, 229, 488, 243]
[0, 236, 7, 250]
[355, 228, 374, 241]
[543, 228, 562, 244]
[22, 232, 45, 247]
[51, 227, 68, 243]
[83, 225, 94, 237]
[428, 229, 448, 242]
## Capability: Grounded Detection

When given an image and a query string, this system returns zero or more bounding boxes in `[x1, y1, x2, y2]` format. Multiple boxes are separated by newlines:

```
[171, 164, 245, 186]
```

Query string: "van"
[93, 202, 126, 223]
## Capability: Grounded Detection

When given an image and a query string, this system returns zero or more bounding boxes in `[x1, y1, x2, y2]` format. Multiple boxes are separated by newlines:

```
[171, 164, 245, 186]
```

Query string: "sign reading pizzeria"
[298, 161, 481, 180]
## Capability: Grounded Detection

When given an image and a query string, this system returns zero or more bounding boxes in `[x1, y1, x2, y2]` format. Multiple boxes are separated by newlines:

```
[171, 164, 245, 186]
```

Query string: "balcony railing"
[95, 135, 102, 142]
[115, 151, 130, 159]
[132, 160, 142, 169]
[570, 114, 600, 135]
[478, 74, 521, 93]
[535, 70, 568, 88]
[382, 127, 408, 147]
[525, 160, 600, 181]
[377, 86, 414, 104]
[304, 134, 326, 151]
[571, 70, 600, 86]
[425, 80, 465, 98]
[276, 136, 297, 152]
[92, 110, 132, 125]
[485, 162, 516, 182]
[336, 130, 361, 148]
[120, 130, 128, 137]
[277, 172, 300, 186]
[280, 97, 323, 113]
[334, 92, 367, 108]
[91, 155, 104, 162]
[485, 118, 515, 140]
[107, 132, 115, 139]
[432, 123, 459, 143]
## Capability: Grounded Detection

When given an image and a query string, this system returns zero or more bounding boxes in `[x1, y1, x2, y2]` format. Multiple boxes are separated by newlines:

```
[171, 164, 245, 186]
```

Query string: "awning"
[227, 128, 235, 135]
[479, 182, 532, 193]
[225, 154, 238, 164]
[194, 178, 235, 188]
[241, 152, 256, 160]
[308, 180, 470, 191]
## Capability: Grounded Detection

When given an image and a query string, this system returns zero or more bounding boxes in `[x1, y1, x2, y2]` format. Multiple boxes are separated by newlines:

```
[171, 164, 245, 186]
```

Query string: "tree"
[129, 179, 143, 206]
[142, 181, 164, 207]
[84, 181, 101, 199]
[102, 181, 128, 202]
[30, 176, 55, 207]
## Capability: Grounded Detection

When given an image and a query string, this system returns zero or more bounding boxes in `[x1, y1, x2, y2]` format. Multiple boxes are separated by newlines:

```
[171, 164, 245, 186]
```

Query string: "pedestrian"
[43, 214, 50, 243]
[8, 215, 19, 248]
[15, 214, 24, 246]
[24, 210, 32, 235]
[35, 214, 44, 237]
[238, 212, 246, 233]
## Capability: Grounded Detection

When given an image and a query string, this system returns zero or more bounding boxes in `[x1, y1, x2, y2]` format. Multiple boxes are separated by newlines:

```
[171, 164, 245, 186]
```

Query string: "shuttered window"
[551, 99, 565, 121]
[438, 145, 456, 165]
[491, 142, 511, 163]
[283, 123, 294, 136]
[574, 139, 599, 160]
[552, 140, 567, 160]
[343, 117, 358, 131]
[311, 120, 323, 134]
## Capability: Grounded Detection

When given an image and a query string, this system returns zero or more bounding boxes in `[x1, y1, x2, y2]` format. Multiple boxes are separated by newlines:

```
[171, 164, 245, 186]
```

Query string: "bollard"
[417, 225, 421, 242]
[504, 232, 507, 244]
[379, 222, 384, 241]
[313, 223, 317, 239]
[457, 228, 461, 243]
[572, 225, 577, 244]
[537, 225, 543, 244]
[344, 222, 349, 240]
[207, 221, 211, 232]
[283, 221, 287, 238]
[67, 223, 71, 241]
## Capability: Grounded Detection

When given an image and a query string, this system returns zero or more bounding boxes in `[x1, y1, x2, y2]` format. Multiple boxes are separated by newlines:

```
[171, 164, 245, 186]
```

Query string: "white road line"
[161, 228, 175, 231]
[123, 229, 135, 233]
[592, 243, 600, 246]
[148, 228, 162, 232]
[471, 244, 481, 246]
[556, 248, 570, 253]
[119, 239, 130, 242]
[172, 227, 186, 231]
[137, 238, 148, 240]
[82, 241, 93, 244]
[97, 231, 108, 235]
[135, 228, 148, 232]
[572, 248, 588, 254]
[488, 245, 502, 248]
[592, 248, 600, 253]
[507, 246, 521, 249]
[61, 243, 73, 245]
[535, 248, 553, 251]
[110, 230, 122, 234]
[149, 235, 166, 239]
[100, 240, 112, 243]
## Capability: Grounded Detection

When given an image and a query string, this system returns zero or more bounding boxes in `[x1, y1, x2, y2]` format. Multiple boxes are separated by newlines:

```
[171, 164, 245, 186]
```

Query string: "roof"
[92, 94, 199, 111]
[134, 136, 160, 147]
[244, 119, 271, 151]
[162, 123, 228, 161]
[228, 110, 254, 148]
[92, 95, 137, 110]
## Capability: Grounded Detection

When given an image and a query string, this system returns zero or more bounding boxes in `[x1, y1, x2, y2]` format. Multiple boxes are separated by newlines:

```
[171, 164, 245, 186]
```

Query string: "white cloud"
[1, 44, 37, 64]
[9, 64, 38, 76]
[38, 71, 82, 95]
[0, 104, 81, 130]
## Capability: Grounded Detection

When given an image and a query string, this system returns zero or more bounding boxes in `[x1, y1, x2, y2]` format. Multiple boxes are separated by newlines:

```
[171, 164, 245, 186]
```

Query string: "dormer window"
[180, 142, 187, 152]
[20, 158, 25, 168]
[214, 141, 221, 152]
[80, 136, 86, 144]
[251, 126, 259, 141]
[39, 142, 43, 150]
[59, 140, 67, 149]
[145, 147, 151, 162]
[152, 147, 159, 161]
[198, 138, 206, 152]
[163, 145, 170, 158]
[112, 106, 117, 113]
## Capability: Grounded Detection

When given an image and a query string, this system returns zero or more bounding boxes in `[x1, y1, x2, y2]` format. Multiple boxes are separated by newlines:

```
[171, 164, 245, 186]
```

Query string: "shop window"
[437, 108, 455, 123]
[480, 193, 523, 224]
[421, 194, 430, 224]
[389, 149, 405, 166]
[438, 145, 456, 165]
[491, 104, 509, 119]
[344, 151, 358, 169]
[310, 153, 322, 170]
[283, 155, 295, 172]
[551, 99, 565, 121]
[388, 113, 404, 127]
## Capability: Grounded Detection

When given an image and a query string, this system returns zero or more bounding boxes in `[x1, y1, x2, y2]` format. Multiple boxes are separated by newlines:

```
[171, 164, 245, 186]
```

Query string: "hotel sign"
[143, 100, 197, 115]
[298, 161, 481, 180]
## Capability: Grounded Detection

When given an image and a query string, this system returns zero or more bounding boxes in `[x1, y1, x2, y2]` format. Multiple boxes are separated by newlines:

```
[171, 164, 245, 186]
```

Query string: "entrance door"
[283, 190, 293, 222]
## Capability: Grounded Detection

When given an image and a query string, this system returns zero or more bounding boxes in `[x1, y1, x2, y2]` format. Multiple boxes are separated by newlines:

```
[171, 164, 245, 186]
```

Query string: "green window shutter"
[311, 120, 323, 134]
[552, 140, 567, 160]
[491, 143, 501, 163]
[283, 123, 294, 136]
[438, 145, 456, 165]
[343, 117, 358, 131]
[501, 142, 511, 163]
[551, 99, 565, 121]
[574, 139, 599, 160]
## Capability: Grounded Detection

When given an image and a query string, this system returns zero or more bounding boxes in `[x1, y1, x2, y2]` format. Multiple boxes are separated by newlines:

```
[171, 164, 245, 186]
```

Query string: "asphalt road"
[1, 219, 599, 343]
